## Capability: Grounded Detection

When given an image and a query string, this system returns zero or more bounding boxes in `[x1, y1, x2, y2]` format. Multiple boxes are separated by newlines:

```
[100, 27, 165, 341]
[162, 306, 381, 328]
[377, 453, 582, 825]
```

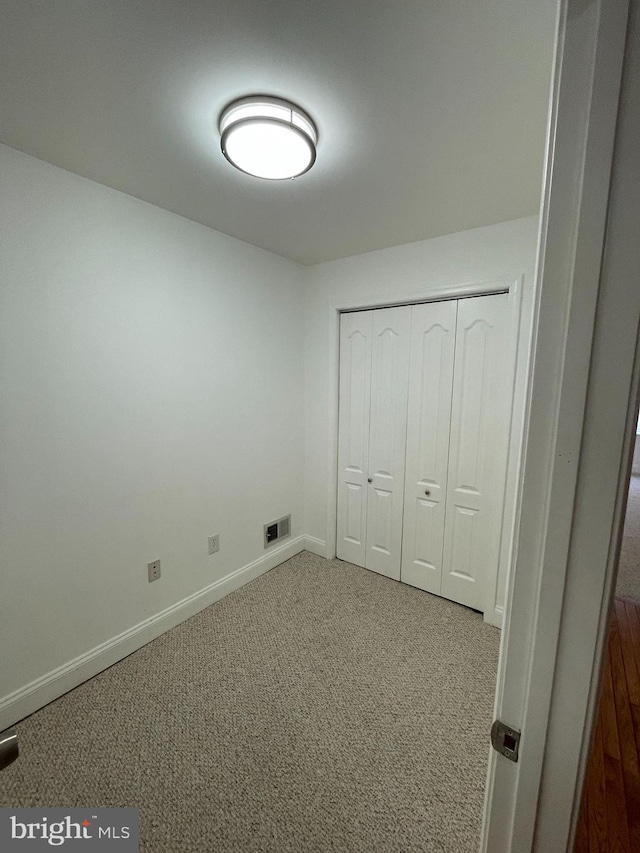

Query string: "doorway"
[616, 414, 640, 602]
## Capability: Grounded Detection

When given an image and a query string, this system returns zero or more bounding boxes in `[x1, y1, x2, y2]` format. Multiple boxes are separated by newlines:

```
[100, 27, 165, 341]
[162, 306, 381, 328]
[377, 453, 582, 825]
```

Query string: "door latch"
[0, 728, 19, 772]
[491, 719, 520, 762]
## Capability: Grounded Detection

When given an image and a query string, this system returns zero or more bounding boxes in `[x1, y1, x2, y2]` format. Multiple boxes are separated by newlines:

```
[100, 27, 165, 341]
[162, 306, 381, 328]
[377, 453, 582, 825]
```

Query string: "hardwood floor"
[575, 597, 640, 852]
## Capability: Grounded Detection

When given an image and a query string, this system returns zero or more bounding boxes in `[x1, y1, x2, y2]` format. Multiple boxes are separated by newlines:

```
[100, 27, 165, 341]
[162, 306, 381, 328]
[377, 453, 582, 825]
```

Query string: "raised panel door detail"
[345, 483, 364, 545]
[365, 306, 411, 580]
[411, 495, 438, 569]
[346, 331, 367, 469]
[454, 319, 490, 491]
[450, 506, 480, 581]
[368, 326, 399, 478]
[442, 293, 512, 612]
[336, 312, 373, 567]
[369, 487, 393, 555]
[401, 301, 457, 593]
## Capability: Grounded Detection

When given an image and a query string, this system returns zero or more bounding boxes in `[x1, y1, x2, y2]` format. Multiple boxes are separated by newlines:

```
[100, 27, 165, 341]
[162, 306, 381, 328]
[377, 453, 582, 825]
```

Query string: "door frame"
[481, 0, 633, 849]
[328, 277, 524, 625]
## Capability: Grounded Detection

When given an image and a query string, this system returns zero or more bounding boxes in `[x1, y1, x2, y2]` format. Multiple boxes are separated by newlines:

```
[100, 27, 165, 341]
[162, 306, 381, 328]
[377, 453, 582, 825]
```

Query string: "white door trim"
[327, 280, 523, 622]
[529, 0, 640, 847]
[481, 0, 631, 850]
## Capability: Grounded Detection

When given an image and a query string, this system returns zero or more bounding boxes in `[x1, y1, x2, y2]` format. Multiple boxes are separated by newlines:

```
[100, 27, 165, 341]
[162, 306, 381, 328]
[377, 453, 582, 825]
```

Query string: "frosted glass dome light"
[219, 96, 317, 180]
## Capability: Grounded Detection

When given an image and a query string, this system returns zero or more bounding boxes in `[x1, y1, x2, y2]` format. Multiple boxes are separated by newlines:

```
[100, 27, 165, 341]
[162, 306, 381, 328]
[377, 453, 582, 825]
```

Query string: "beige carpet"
[0, 552, 500, 852]
[617, 475, 640, 602]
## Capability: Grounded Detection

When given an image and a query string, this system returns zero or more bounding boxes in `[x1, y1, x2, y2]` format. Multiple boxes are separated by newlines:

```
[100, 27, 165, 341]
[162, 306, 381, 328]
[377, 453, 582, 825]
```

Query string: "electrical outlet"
[208, 534, 220, 555]
[147, 559, 161, 583]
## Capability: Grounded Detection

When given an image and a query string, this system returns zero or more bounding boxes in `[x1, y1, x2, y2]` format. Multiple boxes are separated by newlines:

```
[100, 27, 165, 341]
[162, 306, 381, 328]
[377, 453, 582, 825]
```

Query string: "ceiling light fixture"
[219, 96, 317, 181]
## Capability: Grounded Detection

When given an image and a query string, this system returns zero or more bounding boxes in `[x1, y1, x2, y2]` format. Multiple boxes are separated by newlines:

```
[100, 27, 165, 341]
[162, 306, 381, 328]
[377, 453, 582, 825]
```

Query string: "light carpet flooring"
[0, 552, 500, 852]
[617, 474, 640, 602]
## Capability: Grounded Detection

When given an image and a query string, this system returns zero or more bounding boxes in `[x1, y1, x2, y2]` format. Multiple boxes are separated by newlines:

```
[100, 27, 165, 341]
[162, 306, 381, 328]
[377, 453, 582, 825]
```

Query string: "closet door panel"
[401, 300, 457, 593]
[442, 293, 513, 611]
[365, 306, 411, 580]
[336, 311, 373, 567]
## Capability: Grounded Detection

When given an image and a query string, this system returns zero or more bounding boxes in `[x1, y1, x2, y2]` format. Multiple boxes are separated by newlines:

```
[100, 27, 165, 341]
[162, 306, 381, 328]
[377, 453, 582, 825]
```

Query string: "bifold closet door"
[336, 306, 411, 580]
[441, 293, 514, 612]
[336, 310, 373, 568]
[400, 300, 457, 594]
[365, 307, 411, 579]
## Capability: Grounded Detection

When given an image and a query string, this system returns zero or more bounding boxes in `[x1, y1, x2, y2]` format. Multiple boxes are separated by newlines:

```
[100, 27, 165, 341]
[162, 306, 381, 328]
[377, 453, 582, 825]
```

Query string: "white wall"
[0, 142, 539, 725]
[0, 145, 305, 723]
[303, 216, 539, 621]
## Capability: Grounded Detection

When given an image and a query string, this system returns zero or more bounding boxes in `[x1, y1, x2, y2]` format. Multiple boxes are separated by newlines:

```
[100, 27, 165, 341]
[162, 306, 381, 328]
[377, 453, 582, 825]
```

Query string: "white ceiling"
[0, 0, 557, 265]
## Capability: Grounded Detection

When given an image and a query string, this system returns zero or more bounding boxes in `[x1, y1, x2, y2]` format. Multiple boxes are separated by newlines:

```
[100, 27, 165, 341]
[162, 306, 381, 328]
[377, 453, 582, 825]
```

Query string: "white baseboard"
[303, 536, 329, 558]
[0, 535, 306, 731]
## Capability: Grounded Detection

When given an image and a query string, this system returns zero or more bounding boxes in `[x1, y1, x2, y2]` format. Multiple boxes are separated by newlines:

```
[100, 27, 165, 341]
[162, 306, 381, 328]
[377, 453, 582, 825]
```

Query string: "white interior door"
[441, 293, 515, 611]
[336, 310, 373, 568]
[401, 300, 457, 593]
[364, 306, 411, 579]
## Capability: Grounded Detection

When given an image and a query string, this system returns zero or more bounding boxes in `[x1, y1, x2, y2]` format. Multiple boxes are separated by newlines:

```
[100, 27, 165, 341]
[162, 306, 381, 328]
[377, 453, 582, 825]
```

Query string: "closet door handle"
[368, 478, 373, 483]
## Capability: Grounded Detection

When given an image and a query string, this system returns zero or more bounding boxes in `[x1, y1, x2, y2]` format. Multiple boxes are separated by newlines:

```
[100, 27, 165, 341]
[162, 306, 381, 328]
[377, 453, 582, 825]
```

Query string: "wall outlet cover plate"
[147, 559, 161, 582]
